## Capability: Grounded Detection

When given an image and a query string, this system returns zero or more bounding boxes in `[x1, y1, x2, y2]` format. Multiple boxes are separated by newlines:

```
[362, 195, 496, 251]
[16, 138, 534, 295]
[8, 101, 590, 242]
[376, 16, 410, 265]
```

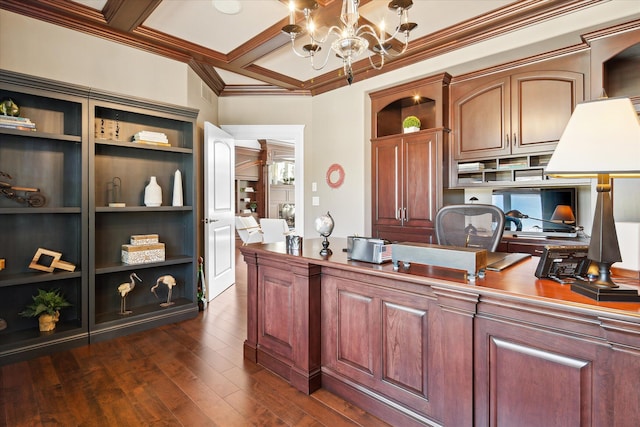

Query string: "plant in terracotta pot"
[19, 288, 71, 332]
[402, 115, 421, 133]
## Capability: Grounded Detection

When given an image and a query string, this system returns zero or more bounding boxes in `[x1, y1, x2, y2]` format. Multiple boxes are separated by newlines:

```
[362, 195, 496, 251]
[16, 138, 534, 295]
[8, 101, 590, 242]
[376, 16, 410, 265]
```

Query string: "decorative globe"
[314, 211, 334, 237]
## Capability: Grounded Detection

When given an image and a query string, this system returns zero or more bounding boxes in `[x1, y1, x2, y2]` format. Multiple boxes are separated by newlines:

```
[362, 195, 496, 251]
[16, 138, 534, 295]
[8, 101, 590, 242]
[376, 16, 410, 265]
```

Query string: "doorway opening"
[222, 124, 305, 236]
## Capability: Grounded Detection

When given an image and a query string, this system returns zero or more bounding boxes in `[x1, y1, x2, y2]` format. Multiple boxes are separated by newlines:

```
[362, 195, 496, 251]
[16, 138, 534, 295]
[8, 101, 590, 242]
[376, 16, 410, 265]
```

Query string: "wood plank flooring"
[1, 252, 391, 427]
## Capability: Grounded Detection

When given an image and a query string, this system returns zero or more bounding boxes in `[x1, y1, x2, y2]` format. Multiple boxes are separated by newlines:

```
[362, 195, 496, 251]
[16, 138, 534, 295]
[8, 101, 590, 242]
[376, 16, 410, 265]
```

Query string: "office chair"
[435, 204, 506, 252]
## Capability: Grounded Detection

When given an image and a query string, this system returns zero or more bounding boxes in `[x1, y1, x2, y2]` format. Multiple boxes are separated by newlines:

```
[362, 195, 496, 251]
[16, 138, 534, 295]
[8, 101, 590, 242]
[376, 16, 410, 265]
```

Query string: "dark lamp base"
[571, 280, 640, 302]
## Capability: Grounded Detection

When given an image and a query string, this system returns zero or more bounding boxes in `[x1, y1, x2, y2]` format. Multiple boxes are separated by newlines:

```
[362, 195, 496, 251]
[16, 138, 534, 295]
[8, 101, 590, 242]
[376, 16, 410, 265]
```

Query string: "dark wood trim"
[103, 0, 161, 32]
[0, 0, 613, 96]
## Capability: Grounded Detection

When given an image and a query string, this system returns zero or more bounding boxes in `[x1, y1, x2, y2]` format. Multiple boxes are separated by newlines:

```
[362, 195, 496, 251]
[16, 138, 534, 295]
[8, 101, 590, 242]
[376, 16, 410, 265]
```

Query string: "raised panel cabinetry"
[453, 71, 584, 160]
[370, 73, 450, 243]
[0, 71, 89, 364]
[89, 91, 198, 342]
[450, 52, 588, 187]
[372, 130, 442, 243]
[474, 312, 639, 426]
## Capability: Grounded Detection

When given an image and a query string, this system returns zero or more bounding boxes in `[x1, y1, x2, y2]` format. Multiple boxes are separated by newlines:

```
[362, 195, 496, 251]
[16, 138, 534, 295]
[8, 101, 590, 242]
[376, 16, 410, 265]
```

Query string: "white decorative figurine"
[151, 274, 177, 307]
[172, 169, 183, 207]
[118, 272, 142, 315]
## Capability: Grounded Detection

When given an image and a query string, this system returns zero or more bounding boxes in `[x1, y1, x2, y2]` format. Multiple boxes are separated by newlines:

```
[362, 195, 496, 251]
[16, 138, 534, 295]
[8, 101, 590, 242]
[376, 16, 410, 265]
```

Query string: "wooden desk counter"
[240, 238, 640, 427]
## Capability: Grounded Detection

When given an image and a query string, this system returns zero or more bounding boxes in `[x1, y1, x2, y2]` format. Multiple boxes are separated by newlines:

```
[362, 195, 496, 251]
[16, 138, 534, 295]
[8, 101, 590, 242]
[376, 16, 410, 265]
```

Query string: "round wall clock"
[326, 163, 345, 189]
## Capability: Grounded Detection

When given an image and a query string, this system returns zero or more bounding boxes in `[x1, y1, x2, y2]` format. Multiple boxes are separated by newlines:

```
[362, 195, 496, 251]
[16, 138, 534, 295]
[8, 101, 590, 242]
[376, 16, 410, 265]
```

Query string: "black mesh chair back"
[435, 204, 506, 252]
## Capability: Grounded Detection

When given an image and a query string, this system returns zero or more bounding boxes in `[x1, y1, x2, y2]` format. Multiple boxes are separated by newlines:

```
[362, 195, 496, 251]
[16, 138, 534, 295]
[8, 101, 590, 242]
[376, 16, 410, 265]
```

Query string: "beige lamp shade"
[545, 97, 640, 178]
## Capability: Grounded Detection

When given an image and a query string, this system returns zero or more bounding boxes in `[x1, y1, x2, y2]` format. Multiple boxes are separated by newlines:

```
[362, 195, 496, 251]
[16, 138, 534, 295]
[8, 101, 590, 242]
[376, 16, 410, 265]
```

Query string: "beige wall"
[2, 4, 639, 241]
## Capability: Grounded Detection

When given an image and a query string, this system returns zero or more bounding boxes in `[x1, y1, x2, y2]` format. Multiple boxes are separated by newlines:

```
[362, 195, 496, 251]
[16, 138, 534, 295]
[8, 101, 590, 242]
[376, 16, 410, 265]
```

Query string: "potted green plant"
[402, 115, 421, 133]
[249, 201, 258, 212]
[20, 288, 71, 332]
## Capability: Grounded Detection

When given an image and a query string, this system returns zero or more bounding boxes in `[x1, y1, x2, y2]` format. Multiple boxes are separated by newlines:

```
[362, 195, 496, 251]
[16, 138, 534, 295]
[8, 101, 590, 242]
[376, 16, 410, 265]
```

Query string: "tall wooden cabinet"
[0, 70, 198, 364]
[370, 74, 450, 243]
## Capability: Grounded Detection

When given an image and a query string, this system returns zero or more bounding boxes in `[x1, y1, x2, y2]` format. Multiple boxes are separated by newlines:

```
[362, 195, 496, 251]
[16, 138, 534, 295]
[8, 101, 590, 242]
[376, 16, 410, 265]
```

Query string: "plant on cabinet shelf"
[19, 288, 72, 332]
[403, 115, 421, 133]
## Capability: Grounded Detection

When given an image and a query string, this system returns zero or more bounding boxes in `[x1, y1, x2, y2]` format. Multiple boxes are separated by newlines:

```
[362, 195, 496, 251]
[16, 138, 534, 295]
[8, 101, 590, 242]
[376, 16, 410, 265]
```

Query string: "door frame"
[222, 125, 306, 236]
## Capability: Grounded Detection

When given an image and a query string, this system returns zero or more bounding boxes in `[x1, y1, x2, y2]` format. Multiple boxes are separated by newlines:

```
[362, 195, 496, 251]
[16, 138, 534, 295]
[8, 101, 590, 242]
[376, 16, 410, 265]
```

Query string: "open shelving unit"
[89, 91, 198, 343]
[0, 70, 199, 364]
[455, 153, 589, 186]
[0, 72, 89, 364]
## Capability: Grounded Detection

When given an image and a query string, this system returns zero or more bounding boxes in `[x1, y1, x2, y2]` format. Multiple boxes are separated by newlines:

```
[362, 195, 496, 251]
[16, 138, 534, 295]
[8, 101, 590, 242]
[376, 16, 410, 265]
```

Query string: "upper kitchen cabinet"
[584, 21, 640, 107]
[450, 52, 588, 161]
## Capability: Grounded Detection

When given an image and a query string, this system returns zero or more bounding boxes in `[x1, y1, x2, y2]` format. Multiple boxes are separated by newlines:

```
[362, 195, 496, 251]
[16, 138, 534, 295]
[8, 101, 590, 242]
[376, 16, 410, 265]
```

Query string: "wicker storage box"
[130, 234, 160, 245]
[121, 243, 165, 264]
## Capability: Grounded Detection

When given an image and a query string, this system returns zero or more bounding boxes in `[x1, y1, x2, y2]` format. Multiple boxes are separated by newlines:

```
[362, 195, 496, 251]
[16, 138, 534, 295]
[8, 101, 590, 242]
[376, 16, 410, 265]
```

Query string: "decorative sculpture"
[29, 248, 76, 272]
[107, 176, 125, 207]
[314, 211, 335, 256]
[118, 272, 142, 315]
[151, 275, 176, 307]
[1, 171, 45, 207]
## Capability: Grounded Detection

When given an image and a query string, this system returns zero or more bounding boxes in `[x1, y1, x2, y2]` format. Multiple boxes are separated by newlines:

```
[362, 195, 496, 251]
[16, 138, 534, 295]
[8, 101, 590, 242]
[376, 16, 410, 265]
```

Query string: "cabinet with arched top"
[370, 73, 451, 243]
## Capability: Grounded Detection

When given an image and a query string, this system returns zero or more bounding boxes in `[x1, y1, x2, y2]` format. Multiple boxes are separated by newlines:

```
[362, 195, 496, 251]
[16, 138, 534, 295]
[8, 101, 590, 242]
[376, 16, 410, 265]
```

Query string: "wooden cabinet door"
[372, 137, 402, 227]
[511, 70, 584, 154]
[453, 76, 511, 160]
[453, 71, 583, 160]
[402, 131, 440, 228]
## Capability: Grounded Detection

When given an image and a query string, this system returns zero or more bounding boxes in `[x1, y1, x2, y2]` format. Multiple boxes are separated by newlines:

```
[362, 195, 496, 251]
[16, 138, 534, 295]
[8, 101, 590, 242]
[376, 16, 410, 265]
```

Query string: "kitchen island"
[239, 238, 640, 427]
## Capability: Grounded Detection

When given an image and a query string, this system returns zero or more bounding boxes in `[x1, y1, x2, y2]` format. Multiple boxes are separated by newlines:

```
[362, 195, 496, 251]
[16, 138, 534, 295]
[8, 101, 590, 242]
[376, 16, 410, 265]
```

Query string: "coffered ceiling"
[0, 0, 616, 95]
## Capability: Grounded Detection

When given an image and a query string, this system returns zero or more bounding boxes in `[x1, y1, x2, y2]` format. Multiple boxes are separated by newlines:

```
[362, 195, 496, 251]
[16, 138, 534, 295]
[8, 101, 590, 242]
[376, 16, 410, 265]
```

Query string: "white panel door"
[204, 122, 235, 301]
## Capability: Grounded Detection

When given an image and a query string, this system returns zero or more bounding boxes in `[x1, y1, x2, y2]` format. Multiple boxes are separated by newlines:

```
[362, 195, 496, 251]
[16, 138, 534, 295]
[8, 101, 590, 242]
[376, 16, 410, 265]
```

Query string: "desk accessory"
[545, 97, 640, 302]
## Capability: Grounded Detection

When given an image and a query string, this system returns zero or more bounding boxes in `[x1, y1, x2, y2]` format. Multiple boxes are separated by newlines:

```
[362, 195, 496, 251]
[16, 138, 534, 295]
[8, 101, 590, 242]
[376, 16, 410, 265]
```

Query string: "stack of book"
[457, 162, 485, 172]
[0, 115, 36, 131]
[132, 131, 169, 146]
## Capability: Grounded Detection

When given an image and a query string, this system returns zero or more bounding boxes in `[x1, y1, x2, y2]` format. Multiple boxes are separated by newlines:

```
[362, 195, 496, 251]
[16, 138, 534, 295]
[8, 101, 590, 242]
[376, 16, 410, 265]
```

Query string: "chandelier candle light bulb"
[282, 0, 418, 85]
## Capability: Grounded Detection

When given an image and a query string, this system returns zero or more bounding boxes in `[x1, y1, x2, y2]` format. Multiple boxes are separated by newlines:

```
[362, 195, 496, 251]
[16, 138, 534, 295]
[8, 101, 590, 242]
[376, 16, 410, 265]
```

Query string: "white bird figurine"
[118, 272, 142, 315]
[151, 275, 176, 307]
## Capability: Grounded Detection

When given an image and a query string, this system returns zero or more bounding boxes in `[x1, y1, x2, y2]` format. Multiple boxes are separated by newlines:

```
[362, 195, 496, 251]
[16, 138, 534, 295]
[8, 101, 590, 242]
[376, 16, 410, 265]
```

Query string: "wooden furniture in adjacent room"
[239, 238, 640, 427]
[370, 73, 451, 243]
[235, 146, 264, 217]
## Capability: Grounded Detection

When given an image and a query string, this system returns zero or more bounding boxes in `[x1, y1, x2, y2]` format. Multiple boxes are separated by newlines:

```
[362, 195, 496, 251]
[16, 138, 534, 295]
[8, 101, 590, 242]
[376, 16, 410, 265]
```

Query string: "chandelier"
[282, 0, 417, 85]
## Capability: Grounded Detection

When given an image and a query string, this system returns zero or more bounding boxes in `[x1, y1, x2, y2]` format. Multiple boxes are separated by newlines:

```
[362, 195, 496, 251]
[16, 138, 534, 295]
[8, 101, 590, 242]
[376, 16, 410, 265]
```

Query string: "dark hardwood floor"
[0, 251, 390, 427]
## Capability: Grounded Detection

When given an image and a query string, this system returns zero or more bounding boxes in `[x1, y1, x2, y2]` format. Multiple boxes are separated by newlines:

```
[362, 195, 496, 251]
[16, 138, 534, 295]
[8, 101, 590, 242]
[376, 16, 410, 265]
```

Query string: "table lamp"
[550, 205, 575, 225]
[545, 97, 640, 302]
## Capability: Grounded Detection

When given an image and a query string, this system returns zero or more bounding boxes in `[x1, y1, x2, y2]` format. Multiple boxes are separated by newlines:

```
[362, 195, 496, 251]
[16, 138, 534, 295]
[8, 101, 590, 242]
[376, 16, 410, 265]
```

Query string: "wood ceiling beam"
[0, 0, 613, 96]
[103, 0, 162, 32]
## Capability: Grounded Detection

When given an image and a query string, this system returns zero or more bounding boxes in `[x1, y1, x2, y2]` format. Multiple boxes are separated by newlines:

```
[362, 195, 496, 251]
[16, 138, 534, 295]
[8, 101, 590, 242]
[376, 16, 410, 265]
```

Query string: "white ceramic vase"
[144, 176, 162, 207]
[172, 169, 183, 207]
